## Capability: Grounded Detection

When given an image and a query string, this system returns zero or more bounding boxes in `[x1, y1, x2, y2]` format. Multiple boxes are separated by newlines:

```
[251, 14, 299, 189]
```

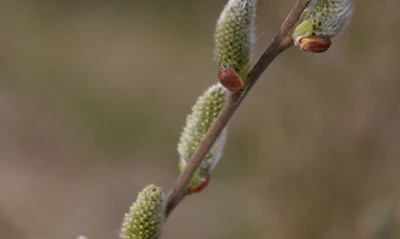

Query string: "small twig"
[165, 0, 311, 217]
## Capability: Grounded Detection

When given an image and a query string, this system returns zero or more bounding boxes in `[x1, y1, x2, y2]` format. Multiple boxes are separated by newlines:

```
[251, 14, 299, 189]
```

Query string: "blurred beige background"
[0, 0, 399, 239]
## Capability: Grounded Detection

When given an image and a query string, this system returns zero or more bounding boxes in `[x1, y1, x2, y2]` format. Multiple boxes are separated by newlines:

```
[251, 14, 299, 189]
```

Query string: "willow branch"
[165, 0, 311, 217]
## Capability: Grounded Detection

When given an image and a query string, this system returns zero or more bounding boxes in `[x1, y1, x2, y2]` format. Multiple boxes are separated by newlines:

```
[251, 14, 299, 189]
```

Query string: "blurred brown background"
[0, 0, 399, 239]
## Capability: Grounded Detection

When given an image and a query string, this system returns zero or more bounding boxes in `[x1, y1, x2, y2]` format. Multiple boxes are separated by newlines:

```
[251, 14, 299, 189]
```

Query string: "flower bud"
[299, 37, 332, 53]
[292, 0, 353, 53]
[214, 0, 257, 90]
[218, 66, 244, 93]
[177, 83, 228, 194]
[120, 184, 164, 239]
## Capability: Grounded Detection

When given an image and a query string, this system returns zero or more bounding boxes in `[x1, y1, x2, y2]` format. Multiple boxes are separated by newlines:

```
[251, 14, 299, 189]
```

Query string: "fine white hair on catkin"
[309, 0, 354, 37]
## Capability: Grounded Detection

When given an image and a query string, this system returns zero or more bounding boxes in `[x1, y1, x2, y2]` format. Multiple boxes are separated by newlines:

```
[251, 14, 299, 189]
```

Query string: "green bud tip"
[120, 184, 164, 239]
[177, 83, 228, 193]
[292, 0, 353, 52]
[214, 0, 257, 83]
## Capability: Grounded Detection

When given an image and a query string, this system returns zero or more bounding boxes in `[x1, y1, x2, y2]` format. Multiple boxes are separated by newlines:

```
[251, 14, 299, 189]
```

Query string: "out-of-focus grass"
[0, 1, 399, 239]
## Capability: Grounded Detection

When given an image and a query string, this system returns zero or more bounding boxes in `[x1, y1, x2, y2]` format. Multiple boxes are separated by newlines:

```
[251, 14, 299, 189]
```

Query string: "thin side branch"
[165, 0, 311, 217]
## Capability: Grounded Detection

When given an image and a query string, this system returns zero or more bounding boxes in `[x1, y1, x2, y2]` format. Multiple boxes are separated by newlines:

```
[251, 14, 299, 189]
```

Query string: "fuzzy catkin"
[307, 0, 353, 37]
[214, 0, 257, 74]
[292, 0, 353, 47]
[120, 185, 164, 239]
[177, 83, 228, 186]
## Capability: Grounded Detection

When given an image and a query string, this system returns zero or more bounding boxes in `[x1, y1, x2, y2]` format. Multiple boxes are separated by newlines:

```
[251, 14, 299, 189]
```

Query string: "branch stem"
[165, 0, 311, 218]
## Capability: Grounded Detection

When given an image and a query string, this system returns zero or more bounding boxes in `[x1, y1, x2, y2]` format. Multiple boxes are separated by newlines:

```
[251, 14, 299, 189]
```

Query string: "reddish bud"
[218, 66, 244, 92]
[299, 37, 332, 53]
[187, 173, 211, 195]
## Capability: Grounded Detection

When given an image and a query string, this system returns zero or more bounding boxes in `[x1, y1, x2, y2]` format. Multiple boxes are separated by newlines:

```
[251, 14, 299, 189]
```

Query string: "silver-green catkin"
[214, 0, 257, 75]
[120, 184, 164, 239]
[307, 0, 353, 37]
[177, 83, 228, 186]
